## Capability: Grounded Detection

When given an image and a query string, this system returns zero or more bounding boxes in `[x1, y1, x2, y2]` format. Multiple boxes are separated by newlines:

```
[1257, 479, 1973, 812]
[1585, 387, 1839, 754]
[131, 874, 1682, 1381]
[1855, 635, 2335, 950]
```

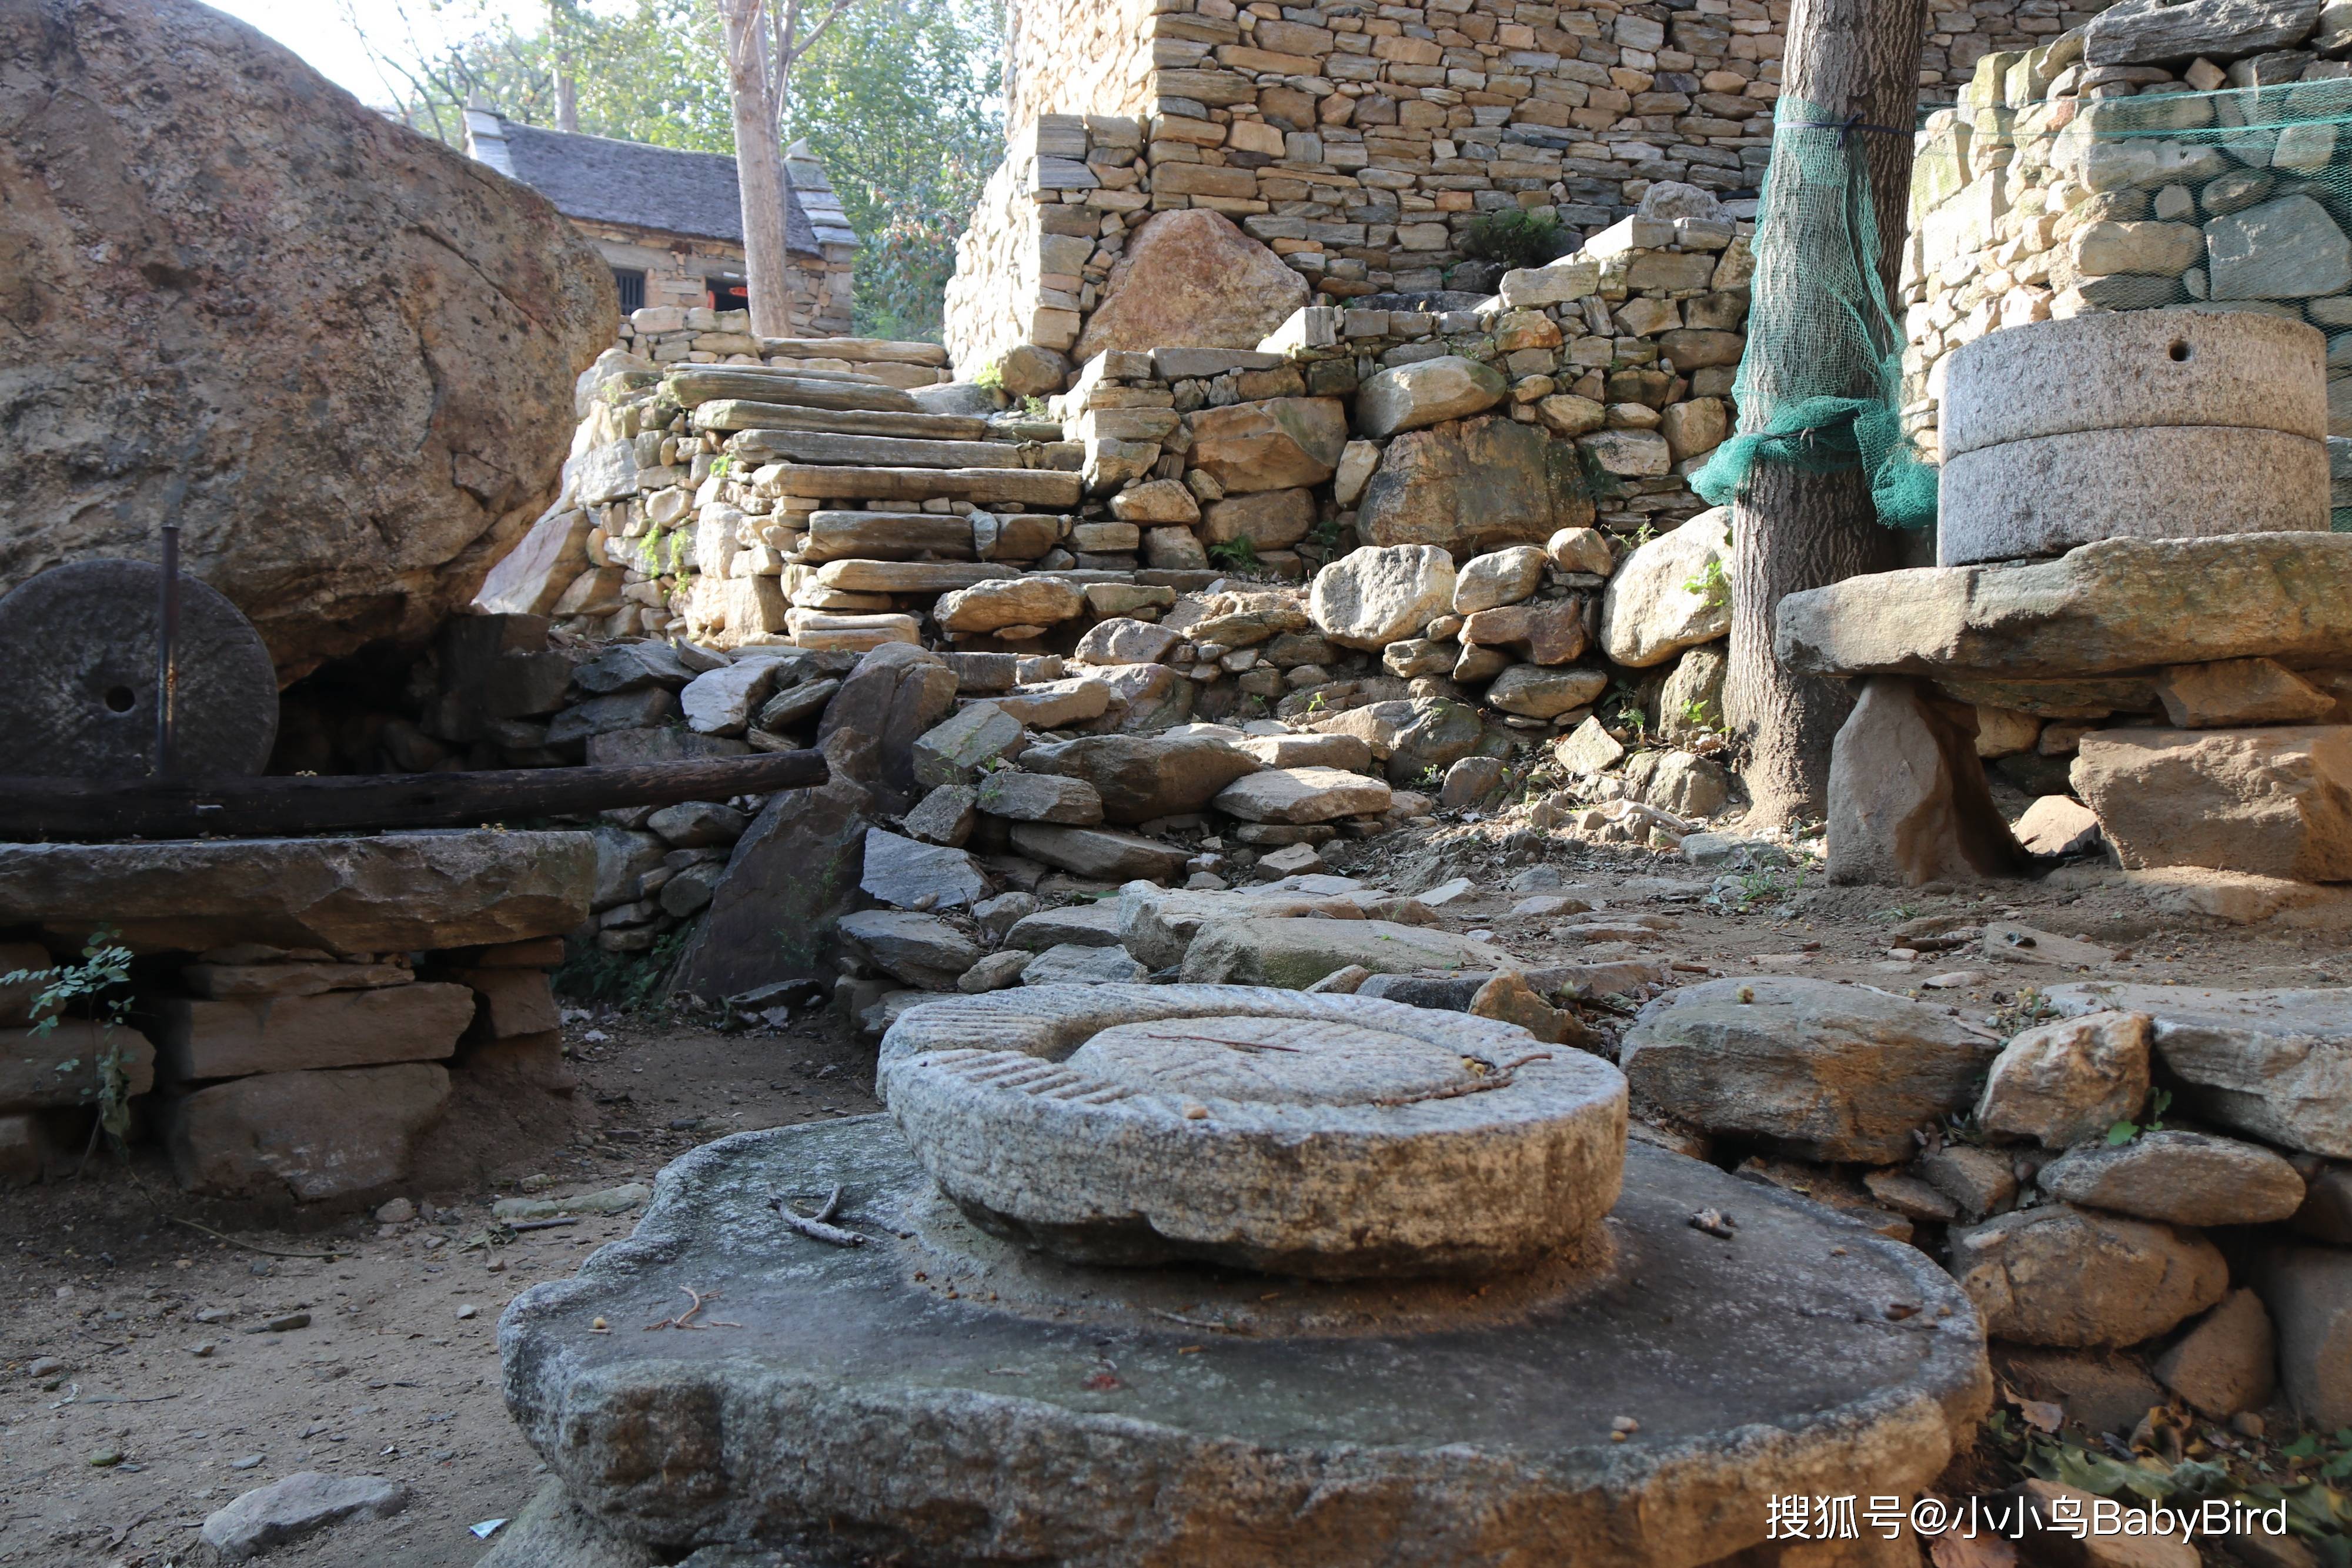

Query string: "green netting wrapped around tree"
[1692, 93, 1940, 530]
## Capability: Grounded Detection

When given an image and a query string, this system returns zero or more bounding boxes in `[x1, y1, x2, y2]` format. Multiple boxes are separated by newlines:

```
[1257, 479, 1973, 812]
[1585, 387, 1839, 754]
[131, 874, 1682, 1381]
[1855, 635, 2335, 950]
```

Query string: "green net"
[1901, 71, 2352, 534]
[1691, 93, 1941, 529]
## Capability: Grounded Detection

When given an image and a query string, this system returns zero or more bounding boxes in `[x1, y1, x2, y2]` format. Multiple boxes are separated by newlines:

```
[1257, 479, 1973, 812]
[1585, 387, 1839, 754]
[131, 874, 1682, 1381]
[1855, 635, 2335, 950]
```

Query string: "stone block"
[2154, 657, 2337, 727]
[2253, 1245, 2352, 1427]
[0, 1018, 155, 1111]
[0, 833, 592, 955]
[1599, 508, 1730, 668]
[152, 983, 476, 1079]
[2073, 725, 2352, 881]
[1186, 396, 1349, 494]
[1354, 356, 1508, 438]
[1951, 1203, 2227, 1348]
[1776, 534, 2352, 681]
[1828, 677, 2026, 887]
[163, 1063, 452, 1201]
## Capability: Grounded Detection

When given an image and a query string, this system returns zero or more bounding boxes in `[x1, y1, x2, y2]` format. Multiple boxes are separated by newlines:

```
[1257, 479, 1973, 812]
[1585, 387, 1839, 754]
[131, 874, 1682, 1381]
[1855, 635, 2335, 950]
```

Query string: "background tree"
[713, 0, 857, 337]
[345, 0, 1001, 341]
[1720, 0, 1930, 828]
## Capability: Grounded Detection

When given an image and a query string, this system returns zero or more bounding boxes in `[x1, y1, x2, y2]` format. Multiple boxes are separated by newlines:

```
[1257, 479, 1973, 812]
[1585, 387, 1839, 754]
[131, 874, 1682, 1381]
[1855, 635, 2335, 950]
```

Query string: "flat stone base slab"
[500, 1118, 1990, 1568]
[1776, 534, 2352, 682]
[0, 831, 593, 954]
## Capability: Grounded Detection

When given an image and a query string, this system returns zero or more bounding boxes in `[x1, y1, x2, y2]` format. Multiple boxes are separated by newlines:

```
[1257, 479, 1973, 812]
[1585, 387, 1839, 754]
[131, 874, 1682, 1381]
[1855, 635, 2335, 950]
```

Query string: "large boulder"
[1357, 416, 1595, 550]
[1599, 507, 1732, 667]
[816, 643, 961, 814]
[1070, 209, 1309, 362]
[1619, 977, 2001, 1162]
[1309, 546, 1456, 650]
[2038, 1130, 2307, 1227]
[0, 0, 614, 679]
[1976, 1010, 2152, 1149]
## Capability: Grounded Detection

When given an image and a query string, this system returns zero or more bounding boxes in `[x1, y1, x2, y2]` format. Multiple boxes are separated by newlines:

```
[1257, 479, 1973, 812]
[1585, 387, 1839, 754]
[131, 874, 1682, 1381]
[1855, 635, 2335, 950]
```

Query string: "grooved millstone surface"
[0, 560, 278, 779]
[497, 1118, 1992, 1568]
[1937, 426, 2329, 566]
[878, 984, 1627, 1276]
[1940, 310, 2327, 459]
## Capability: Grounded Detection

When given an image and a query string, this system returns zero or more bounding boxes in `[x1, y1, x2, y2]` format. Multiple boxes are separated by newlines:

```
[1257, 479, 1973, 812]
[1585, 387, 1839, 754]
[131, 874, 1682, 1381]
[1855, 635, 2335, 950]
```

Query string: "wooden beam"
[0, 751, 828, 842]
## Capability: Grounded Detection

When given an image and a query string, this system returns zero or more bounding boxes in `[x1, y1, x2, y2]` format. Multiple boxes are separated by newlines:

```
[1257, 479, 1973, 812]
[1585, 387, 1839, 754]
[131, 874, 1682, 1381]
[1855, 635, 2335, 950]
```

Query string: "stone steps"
[730, 429, 1037, 471]
[796, 511, 981, 563]
[756, 464, 1087, 508]
[666, 367, 920, 413]
[692, 400, 991, 442]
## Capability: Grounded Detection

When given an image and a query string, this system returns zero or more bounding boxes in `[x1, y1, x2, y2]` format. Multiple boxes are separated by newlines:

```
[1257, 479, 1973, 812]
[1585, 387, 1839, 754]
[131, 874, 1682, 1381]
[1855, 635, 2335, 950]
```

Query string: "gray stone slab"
[1776, 533, 2352, 680]
[500, 1118, 1990, 1568]
[0, 832, 593, 955]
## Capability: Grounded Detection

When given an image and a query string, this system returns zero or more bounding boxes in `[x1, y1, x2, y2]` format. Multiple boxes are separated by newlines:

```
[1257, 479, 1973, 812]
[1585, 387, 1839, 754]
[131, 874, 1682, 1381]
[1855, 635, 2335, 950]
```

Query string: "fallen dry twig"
[772, 1185, 866, 1247]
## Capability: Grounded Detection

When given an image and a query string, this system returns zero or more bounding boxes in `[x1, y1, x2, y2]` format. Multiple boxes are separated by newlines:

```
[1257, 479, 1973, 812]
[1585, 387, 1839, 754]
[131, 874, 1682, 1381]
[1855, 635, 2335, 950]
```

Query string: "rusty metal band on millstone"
[878, 983, 1628, 1277]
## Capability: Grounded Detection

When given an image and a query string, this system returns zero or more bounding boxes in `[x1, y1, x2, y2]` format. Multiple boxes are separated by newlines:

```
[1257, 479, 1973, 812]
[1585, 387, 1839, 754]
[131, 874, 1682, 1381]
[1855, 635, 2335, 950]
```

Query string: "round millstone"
[497, 1117, 1993, 1568]
[1940, 309, 2327, 460]
[0, 560, 278, 780]
[1936, 424, 2329, 566]
[877, 983, 1628, 1278]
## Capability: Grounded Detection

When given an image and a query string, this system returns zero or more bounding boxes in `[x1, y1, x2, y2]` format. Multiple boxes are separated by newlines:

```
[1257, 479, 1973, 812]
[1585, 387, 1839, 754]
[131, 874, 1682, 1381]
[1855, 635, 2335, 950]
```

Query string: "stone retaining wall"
[950, 0, 2118, 381]
[1903, 15, 2352, 463]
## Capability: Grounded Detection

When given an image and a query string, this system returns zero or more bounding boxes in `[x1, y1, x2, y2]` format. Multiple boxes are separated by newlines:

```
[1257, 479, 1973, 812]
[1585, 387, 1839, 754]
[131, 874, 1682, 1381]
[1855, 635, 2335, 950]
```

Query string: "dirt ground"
[3, 823, 2344, 1568]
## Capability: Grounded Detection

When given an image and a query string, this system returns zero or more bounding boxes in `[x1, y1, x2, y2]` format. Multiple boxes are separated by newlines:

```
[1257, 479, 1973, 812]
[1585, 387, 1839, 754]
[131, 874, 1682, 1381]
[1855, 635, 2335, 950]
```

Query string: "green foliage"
[972, 358, 1007, 393]
[781, 0, 1005, 340]
[553, 930, 690, 1013]
[1459, 208, 1573, 270]
[1, 928, 138, 1162]
[354, 0, 1005, 342]
[1681, 554, 1729, 610]
[1206, 536, 1263, 573]
[2106, 1088, 2173, 1146]
[1020, 394, 1051, 419]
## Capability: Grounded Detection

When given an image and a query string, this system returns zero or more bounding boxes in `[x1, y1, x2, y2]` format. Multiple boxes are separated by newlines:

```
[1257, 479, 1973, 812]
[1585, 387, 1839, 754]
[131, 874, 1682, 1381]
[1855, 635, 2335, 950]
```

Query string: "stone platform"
[499, 1117, 1990, 1568]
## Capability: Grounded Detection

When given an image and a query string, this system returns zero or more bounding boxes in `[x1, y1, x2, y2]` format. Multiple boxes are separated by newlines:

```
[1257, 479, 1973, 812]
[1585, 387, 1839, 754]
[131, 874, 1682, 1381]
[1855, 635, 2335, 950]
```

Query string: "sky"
[204, 0, 547, 108]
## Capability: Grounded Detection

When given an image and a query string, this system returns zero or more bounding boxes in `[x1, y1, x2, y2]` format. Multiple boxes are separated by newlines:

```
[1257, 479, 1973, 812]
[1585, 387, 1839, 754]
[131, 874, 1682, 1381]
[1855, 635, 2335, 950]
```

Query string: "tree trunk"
[550, 0, 579, 131]
[716, 0, 797, 337]
[1723, 0, 1928, 830]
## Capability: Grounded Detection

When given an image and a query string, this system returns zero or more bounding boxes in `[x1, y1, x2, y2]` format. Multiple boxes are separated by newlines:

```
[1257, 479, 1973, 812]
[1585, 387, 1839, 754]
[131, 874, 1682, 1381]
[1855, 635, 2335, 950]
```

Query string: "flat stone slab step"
[1777, 533, 2352, 681]
[730, 429, 1036, 471]
[665, 367, 920, 414]
[755, 464, 1086, 508]
[499, 1116, 1990, 1568]
[692, 401, 991, 442]
[0, 831, 592, 954]
[761, 336, 949, 366]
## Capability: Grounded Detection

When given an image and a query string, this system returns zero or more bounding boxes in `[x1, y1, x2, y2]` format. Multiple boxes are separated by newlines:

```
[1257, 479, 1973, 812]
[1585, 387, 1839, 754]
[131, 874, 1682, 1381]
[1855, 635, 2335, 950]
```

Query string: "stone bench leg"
[1828, 675, 2026, 887]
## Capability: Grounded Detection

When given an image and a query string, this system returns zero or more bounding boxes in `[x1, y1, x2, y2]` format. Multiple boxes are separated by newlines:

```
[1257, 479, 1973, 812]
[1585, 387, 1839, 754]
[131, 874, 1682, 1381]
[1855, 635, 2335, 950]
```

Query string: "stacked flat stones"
[878, 982, 1627, 1276]
[1937, 310, 2330, 564]
[1785, 310, 2352, 887]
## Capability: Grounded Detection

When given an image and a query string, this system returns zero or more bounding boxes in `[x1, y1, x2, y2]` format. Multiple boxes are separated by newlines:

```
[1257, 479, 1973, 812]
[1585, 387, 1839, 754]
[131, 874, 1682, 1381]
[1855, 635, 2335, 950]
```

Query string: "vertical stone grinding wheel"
[0, 560, 279, 780]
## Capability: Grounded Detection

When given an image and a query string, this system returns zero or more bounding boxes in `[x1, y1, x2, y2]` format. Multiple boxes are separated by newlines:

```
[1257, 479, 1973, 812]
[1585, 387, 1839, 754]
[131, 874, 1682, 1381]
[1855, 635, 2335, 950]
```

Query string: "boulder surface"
[0, 0, 614, 678]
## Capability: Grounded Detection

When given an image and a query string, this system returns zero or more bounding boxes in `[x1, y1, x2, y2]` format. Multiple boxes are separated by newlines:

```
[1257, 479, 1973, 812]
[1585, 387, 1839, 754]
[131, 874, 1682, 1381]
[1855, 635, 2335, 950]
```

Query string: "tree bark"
[1723, 0, 1929, 830]
[551, 0, 579, 131]
[717, 0, 798, 337]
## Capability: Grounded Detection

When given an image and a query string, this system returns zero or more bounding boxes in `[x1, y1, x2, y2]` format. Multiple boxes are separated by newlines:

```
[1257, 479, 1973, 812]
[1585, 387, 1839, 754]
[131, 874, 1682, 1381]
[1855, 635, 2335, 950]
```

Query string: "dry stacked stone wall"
[1902, 8, 2352, 469]
[951, 0, 2119, 380]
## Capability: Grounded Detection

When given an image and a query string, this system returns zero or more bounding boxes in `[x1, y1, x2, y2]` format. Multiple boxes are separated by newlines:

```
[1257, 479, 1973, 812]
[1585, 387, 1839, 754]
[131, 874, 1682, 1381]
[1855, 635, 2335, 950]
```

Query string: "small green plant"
[1303, 690, 1329, 714]
[1, 928, 138, 1169]
[1682, 554, 1730, 610]
[1677, 695, 1717, 731]
[1461, 208, 1574, 270]
[1021, 394, 1051, 419]
[973, 359, 1007, 394]
[1734, 864, 1798, 907]
[1206, 536, 1263, 573]
[2106, 1088, 2173, 1146]
[553, 930, 691, 1014]
[709, 453, 736, 478]
[1309, 511, 1351, 552]
[1416, 764, 1445, 788]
